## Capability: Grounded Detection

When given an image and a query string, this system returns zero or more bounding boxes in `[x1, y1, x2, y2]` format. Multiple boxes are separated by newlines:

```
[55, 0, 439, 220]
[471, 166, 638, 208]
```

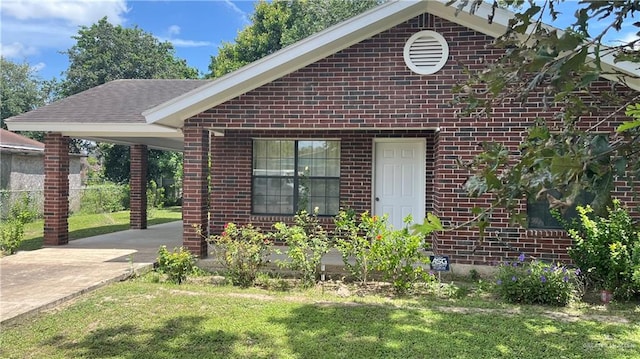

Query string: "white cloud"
[223, 0, 249, 25]
[1, 0, 128, 25]
[157, 36, 212, 48]
[31, 62, 47, 72]
[0, 42, 39, 58]
[168, 25, 181, 36]
[0, 0, 130, 63]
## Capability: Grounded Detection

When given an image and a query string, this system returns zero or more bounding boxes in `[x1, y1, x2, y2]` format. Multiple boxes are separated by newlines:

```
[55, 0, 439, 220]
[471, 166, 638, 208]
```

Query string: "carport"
[5, 79, 212, 257]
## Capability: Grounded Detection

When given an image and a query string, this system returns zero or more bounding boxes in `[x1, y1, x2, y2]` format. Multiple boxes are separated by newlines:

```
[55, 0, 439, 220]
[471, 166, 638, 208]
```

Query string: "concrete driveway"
[0, 221, 183, 326]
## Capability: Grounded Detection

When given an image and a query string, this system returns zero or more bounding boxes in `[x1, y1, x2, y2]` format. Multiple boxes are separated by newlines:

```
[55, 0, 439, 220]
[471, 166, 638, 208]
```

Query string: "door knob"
[375, 197, 380, 202]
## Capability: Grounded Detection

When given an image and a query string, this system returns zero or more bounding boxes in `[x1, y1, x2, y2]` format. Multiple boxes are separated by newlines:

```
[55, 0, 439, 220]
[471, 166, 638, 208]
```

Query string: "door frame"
[371, 138, 426, 225]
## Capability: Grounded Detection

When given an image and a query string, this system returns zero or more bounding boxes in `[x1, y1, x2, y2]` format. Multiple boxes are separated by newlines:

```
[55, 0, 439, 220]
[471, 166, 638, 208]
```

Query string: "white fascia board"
[144, 0, 428, 127]
[207, 126, 441, 132]
[5, 122, 182, 137]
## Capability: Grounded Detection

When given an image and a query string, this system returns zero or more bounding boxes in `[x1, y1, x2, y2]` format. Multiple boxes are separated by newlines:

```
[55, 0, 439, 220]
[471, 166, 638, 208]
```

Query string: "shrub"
[1, 218, 25, 255]
[210, 222, 271, 287]
[371, 214, 434, 295]
[270, 209, 330, 288]
[494, 254, 580, 306]
[78, 183, 129, 214]
[8, 192, 41, 222]
[0, 197, 33, 255]
[147, 180, 166, 209]
[334, 210, 386, 284]
[156, 246, 196, 284]
[564, 200, 640, 300]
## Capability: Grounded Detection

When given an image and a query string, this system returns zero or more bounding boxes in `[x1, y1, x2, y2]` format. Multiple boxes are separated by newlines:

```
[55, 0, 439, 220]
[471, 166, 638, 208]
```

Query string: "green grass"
[18, 206, 182, 251]
[1, 276, 638, 359]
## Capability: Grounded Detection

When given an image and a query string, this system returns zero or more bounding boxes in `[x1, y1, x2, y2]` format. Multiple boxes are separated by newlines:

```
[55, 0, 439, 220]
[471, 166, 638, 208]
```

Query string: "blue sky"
[0, 0, 256, 80]
[1, 1, 637, 82]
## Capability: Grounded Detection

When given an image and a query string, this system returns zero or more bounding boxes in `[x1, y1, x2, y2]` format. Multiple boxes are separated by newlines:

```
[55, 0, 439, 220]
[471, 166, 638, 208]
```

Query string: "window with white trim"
[252, 140, 340, 215]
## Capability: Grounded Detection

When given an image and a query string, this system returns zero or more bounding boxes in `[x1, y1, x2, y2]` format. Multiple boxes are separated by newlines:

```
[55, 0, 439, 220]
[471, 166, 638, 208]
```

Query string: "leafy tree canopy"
[1, 57, 45, 127]
[450, 0, 640, 229]
[62, 17, 198, 96]
[207, 0, 380, 78]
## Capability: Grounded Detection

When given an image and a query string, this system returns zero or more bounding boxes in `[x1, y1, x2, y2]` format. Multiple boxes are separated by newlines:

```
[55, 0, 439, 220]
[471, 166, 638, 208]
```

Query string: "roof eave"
[5, 122, 182, 137]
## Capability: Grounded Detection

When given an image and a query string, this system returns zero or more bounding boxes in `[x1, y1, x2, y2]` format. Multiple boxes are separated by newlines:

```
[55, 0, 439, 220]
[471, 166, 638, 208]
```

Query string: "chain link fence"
[0, 184, 131, 220]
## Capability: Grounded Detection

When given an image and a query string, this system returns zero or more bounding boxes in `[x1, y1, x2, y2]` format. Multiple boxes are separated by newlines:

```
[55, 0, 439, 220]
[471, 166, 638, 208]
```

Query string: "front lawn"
[18, 206, 182, 251]
[1, 275, 638, 358]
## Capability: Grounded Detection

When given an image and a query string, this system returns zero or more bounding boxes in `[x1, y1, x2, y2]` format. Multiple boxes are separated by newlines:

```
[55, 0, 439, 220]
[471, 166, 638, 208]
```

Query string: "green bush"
[156, 246, 196, 284]
[210, 222, 271, 287]
[565, 200, 640, 300]
[494, 254, 580, 306]
[371, 214, 434, 295]
[334, 210, 385, 284]
[1, 218, 25, 255]
[78, 183, 129, 214]
[0, 196, 33, 255]
[270, 209, 330, 288]
[146, 180, 166, 209]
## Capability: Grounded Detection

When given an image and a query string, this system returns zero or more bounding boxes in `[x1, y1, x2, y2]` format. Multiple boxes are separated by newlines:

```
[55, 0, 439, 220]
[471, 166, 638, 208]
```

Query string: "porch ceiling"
[4, 79, 211, 152]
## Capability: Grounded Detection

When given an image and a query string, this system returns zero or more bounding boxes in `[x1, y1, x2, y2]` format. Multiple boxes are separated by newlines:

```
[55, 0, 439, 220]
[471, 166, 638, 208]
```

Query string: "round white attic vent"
[403, 30, 449, 75]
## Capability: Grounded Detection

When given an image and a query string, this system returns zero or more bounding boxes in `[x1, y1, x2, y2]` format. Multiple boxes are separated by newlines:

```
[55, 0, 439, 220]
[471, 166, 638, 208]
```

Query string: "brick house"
[5, 1, 639, 264]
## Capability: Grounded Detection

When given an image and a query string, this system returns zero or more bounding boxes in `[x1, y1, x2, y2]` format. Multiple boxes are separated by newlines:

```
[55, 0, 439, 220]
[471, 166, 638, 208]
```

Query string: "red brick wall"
[189, 14, 638, 264]
[43, 133, 70, 246]
[209, 130, 436, 233]
[130, 144, 148, 229]
[182, 122, 209, 257]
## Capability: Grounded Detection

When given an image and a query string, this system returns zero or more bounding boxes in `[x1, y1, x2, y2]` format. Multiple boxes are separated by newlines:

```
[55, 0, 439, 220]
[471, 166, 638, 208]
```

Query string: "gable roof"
[0, 129, 44, 153]
[144, 0, 640, 128]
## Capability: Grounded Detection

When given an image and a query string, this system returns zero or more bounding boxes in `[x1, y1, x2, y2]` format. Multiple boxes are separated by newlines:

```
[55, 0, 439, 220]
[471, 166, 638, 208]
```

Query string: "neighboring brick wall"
[189, 14, 638, 264]
[130, 144, 148, 229]
[43, 133, 70, 246]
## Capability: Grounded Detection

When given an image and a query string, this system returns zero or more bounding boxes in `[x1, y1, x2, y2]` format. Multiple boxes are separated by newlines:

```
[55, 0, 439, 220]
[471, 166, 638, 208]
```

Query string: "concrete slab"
[0, 221, 182, 326]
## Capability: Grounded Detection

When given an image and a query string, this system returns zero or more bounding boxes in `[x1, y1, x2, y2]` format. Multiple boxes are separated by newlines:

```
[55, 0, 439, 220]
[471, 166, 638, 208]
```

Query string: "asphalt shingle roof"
[0, 129, 44, 151]
[5, 79, 210, 124]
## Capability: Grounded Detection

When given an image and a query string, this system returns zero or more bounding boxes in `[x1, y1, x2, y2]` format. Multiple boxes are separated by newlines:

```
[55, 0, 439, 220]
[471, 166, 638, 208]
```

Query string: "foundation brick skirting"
[181, 14, 639, 265]
[43, 133, 70, 246]
[130, 144, 148, 229]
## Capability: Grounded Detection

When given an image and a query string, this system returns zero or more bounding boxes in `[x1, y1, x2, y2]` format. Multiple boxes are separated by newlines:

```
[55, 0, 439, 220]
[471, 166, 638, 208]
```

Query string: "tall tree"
[207, 0, 380, 78]
[61, 17, 197, 184]
[0, 57, 45, 128]
[450, 0, 640, 226]
[62, 17, 198, 96]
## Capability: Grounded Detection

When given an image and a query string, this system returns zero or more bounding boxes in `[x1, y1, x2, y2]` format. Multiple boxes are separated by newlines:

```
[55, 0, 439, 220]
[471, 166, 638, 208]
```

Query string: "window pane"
[527, 190, 594, 229]
[326, 159, 340, 177]
[298, 141, 314, 158]
[254, 140, 267, 159]
[252, 139, 340, 215]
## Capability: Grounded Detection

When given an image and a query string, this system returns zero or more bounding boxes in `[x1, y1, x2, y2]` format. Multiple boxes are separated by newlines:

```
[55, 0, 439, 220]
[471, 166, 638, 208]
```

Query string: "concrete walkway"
[0, 221, 183, 326]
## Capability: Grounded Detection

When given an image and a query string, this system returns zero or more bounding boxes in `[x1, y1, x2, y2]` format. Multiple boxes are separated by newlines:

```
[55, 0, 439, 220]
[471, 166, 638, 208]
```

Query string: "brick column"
[130, 144, 148, 229]
[44, 133, 70, 246]
[182, 124, 209, 257]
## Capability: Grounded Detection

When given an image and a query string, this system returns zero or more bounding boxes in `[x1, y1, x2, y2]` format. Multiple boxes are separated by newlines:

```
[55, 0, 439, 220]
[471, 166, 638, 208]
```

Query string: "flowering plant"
[494, 254, 580, 306]
[209, 222, 271, 287]
[334, 209, 387, 284]
[371, 214, 434, 295]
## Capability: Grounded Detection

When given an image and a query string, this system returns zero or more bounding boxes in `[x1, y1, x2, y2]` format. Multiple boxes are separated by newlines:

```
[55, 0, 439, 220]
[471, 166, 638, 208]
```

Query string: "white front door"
[374, 140, 426, 230]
